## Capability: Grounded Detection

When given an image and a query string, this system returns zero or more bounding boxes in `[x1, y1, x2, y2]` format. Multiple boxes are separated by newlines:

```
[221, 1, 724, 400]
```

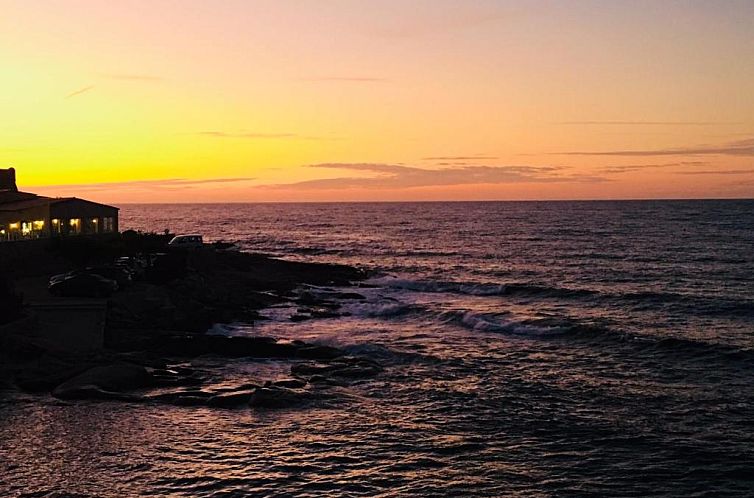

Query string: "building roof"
[0, 193, 119, 213]
[0, 190, 39, 205]
[0, 196, 53, 212]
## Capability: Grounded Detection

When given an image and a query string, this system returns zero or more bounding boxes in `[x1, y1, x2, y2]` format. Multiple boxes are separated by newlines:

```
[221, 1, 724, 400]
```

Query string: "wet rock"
[169, 395, 209, 406]
[249, 386, 309, 409]
[207, 390, 255, 408]
[149, 369, 205, 388]
[291, 356, 383, 384]
[306, 375, 348, 387]
[308, 308, 344, 319]
[330, 364, 382, 379]
[291, 362, 339, 377]
[331, 292, 367, 300]
[51, 385, 144, 402]
[149, 335, 300, 358]
[14, 357, 93, 392]
[271, 378, 307, 389]
[52, 363, 152, 400]
[212, 382, 260, 393]
[296, 345, 343, 360]
[149, 390, 213, 406]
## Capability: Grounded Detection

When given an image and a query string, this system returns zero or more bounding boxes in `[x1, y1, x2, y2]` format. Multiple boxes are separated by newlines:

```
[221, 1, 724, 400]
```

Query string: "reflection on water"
[2, 200, 753, 496]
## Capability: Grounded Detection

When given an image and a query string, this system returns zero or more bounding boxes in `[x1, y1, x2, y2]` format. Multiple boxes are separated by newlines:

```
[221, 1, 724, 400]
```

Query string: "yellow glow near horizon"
[1, 0, 754, 202]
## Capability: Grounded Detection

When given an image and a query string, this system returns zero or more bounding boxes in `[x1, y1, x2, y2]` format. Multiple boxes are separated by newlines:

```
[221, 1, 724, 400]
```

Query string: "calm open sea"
[2, 200, 753, 497]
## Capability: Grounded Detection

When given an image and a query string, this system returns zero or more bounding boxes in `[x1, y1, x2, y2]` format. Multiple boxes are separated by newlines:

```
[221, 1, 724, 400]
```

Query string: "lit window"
[9, 222, 19, 230]
[33, 220, 45, 230]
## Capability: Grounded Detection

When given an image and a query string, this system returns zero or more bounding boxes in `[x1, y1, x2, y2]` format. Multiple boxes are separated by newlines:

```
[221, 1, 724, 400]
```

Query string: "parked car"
[114, 256, 147, 280]
[48, 273, 118, 298]
[168, 234, 203, 249]
[83, 265, 133, 288]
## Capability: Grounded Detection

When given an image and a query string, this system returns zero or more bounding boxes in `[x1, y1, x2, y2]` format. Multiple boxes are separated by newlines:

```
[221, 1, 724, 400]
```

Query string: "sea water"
[2, 200, 753, 496]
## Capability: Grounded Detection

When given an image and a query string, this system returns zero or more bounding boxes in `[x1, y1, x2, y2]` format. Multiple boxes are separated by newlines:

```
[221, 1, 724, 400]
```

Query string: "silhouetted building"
[0, 168, 118, 241]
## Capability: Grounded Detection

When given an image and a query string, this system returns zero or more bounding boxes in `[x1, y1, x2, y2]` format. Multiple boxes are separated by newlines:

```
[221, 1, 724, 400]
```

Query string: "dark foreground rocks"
[1, 244, 378, 410]
[107, 250, 368, 342]
[5, 336, 382, 410]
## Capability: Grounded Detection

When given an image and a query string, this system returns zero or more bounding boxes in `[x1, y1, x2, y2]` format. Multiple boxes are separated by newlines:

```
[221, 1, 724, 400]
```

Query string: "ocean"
[2, 200, 753, 496]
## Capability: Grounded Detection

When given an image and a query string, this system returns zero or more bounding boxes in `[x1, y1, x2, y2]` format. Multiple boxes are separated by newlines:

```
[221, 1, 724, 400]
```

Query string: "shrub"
[0, 274, 24, 324]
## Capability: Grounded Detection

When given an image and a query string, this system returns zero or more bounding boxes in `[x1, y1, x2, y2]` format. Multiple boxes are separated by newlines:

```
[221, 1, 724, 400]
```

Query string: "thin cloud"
[599, 161, 707, 174]
[99, 73, 162, 81]
[303, 77, 387, 82]
[557, 138, 754, 157]
[422, 156, 498, 161]
[198, 131, 335, 140]
[65, 85, 94, 99]
[260, 163, 608, 190]
[30, 177, 256, 192]
[556, 121, 738, 126]
[675, 169, 754, 175]
[199, 131, 298, 139]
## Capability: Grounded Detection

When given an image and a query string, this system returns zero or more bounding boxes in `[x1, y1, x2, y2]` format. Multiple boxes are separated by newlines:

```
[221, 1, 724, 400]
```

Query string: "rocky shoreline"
[0, 238, 381, 409]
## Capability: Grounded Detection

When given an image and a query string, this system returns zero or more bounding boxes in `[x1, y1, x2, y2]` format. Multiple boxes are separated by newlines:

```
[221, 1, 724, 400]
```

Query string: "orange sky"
[2, 0, 753, 202]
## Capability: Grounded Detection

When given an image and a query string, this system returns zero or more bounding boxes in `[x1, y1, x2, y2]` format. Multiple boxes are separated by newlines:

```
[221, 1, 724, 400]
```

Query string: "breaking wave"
[370, 277, 754, 316]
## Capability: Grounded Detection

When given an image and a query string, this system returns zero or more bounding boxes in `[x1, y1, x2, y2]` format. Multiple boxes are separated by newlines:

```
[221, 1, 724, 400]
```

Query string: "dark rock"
[308, 308, 343, 319]
[149, 390, 213, 406]
[333, 355, 382, 367]
[150, 372, 204, 388]
[50, 385, 144, 402]
[148, 335, 300, 358]
[15, 357, 93, 392]
[331, 292, 367, 300]
[169, 395, 209, 406]
[249, 386, 309, 408]
[291, 362, 339, 377]
[330, 365, 382, 379]
[272, 378, 307, 389]
[207, 391, 254, 408]
[291, 356, 383, 384]
[296, 345, 344, 360]
[211, 382, 260, 393]
[52, 363, 152, 400]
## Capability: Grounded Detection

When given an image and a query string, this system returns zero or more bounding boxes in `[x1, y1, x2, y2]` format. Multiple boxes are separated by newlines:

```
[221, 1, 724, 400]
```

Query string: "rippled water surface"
[2, 201, 753, 497]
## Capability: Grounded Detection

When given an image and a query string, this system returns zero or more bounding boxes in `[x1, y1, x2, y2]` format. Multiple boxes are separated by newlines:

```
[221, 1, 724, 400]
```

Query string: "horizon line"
[112, 197, 754, 205]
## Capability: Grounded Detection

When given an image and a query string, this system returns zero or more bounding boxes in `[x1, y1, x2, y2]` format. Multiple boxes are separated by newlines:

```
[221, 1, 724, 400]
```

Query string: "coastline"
[0, 233, 379, 408]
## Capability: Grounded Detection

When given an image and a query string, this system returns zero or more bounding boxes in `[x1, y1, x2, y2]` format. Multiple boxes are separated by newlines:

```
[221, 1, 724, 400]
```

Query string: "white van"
[168, 234, 203, 249]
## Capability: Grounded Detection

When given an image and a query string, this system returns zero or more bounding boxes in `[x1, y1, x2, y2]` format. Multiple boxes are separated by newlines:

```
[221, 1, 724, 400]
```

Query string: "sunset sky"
[2, 0, 753, 202]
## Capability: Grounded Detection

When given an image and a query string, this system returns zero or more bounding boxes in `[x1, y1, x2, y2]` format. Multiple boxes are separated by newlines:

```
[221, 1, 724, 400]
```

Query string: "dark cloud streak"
[422, 155, 498, 161]
[198, 131, 336, 140]
[99, 73, 162, 81]
[557, 138, 754, 157]
[302, 77, 387, 82]
[31, 177, 256, 192]
[599, 161, 707, 174]
[556, 121, 738, 126]
[65, 86, 94, 99]
[261, 163, 608, 190]
[675, 169, 754, 175]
